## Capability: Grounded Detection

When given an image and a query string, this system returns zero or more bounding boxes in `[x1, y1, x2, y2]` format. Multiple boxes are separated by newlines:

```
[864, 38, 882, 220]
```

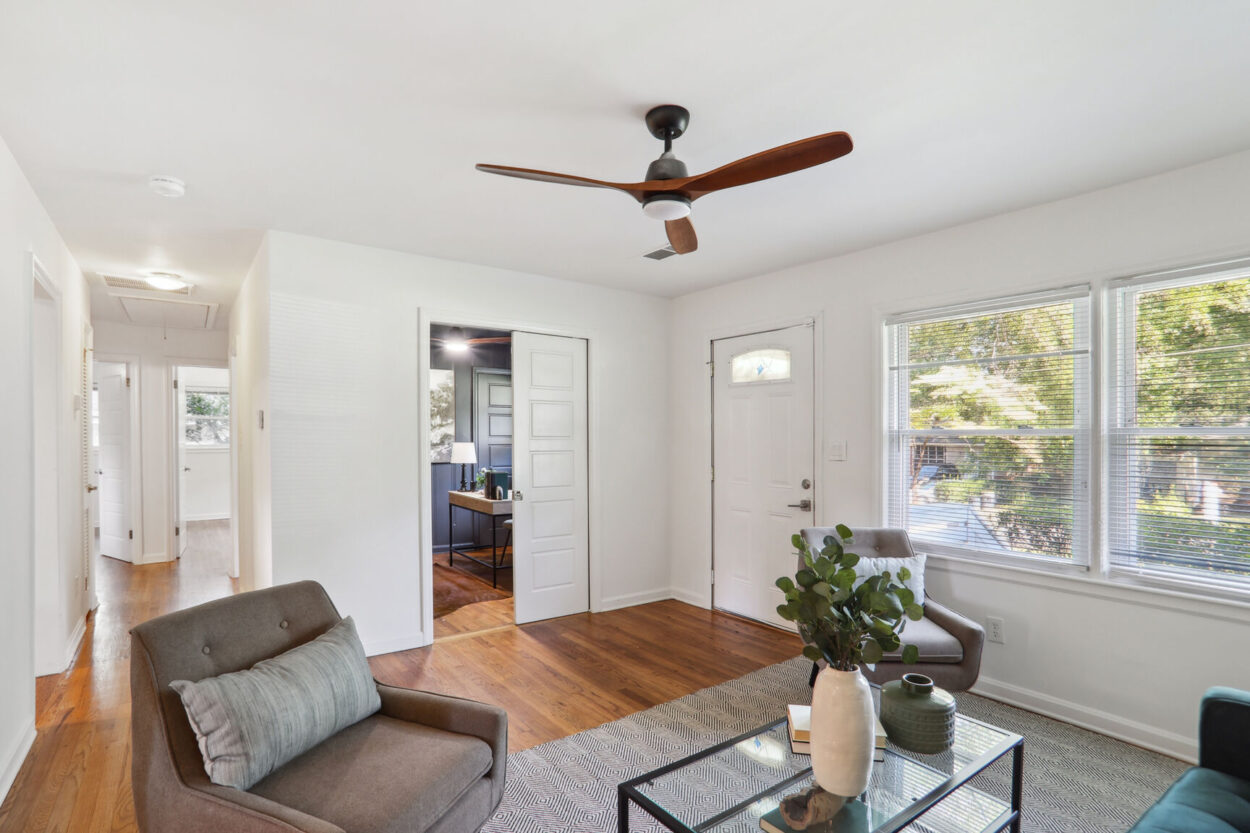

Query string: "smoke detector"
[148, 176, 186, 198]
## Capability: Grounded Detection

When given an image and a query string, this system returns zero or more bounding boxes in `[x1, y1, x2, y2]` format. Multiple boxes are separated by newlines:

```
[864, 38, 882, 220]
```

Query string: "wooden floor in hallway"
[0, 526, 800, 833]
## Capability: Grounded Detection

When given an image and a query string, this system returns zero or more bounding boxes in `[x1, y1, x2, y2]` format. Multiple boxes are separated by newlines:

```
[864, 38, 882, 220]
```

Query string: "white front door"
[97, 363, 132, 562]
[511, 332, 589, 624]
[712, 324, 815, 628]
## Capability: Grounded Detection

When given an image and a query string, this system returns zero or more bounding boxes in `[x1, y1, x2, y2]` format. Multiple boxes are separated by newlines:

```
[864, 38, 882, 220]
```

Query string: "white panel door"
[97, 364, 132, 561]
[175, 369, 189, 556]
[712, 324, 815, 628]
[511, 332, 589, 624]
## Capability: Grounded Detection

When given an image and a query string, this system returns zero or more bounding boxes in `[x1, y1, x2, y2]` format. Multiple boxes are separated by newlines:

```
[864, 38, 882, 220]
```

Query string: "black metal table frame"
[447, 501, 512, 588]
[617, 715, 1023, 833]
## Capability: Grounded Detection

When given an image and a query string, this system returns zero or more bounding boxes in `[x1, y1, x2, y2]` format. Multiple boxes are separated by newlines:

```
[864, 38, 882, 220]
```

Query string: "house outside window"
[885, 287, 1092, 566]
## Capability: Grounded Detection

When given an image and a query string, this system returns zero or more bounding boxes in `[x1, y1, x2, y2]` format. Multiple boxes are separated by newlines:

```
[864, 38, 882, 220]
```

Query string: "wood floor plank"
[0, 521, 800, 833]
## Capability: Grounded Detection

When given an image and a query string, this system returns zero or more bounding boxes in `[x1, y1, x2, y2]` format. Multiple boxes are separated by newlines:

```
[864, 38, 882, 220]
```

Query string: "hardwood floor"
[0, 528, 800, 833]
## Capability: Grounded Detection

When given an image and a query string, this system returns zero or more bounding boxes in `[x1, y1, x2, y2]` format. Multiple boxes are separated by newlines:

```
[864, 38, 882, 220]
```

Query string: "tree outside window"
[186, 388, 230, 447]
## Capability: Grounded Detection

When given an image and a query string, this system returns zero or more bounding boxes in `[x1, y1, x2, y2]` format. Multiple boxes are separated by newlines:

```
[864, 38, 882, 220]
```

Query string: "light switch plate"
[827, 440, 847, 461]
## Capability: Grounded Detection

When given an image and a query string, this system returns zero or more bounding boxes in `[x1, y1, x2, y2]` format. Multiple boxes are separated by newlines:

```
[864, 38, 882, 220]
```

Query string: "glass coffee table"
[617, 712, 1022, 833]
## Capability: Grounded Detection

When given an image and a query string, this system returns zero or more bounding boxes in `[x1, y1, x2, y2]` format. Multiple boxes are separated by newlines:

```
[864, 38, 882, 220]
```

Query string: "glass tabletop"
[623, 713, 1021, 833]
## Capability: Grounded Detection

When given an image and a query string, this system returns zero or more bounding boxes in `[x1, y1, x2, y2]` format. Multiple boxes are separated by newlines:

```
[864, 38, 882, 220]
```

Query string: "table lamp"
[450, 442, 477, 491]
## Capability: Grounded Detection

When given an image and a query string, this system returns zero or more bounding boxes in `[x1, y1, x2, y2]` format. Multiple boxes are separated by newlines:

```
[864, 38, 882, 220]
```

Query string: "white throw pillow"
[853, 553, 925, 606]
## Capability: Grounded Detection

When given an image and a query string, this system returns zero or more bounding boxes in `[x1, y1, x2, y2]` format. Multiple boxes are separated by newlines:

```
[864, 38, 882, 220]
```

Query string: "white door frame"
[94, 353, 143, 562]
[701, 314, 826, 610]
[168, 359, 230, 563]
[416, 307, 600, 646]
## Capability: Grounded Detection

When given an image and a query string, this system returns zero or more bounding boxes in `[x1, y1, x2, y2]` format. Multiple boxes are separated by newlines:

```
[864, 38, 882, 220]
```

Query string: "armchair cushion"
[882, 615, 963, 663]
[1128, 767, 1250, 833]
[1201, 687, 1250, 781]
[248, 714, 493, 833]
[170, 615, 381, 789]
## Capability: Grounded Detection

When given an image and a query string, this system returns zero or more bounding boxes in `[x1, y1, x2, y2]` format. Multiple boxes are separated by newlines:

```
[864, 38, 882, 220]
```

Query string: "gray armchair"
[799, 527, 985, 692]
[130, 581, 507, 833]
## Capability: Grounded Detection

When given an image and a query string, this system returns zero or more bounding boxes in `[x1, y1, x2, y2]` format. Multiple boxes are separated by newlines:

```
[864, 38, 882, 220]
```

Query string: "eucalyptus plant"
[776, 524, 923, 672]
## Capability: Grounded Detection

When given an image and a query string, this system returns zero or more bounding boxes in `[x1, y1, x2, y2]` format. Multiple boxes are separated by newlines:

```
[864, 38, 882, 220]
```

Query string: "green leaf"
[896, 587, 915, 607]
[834, 568, 857, 589]
[840, 552, 860, 569]
[905, 603, 924, 621]
[901, 644, 920, 664]
[796, 570, 817, 588]
[861, 640, 883, 664]
[897, 566, 912, 582]
[802, 645, 824, 662]
[812, 581, 832, 598]
[835, 523, 853, 540]
[868, 590, 904, 618]
[775, 576, 796, 592]
[792, 533, 804, 551]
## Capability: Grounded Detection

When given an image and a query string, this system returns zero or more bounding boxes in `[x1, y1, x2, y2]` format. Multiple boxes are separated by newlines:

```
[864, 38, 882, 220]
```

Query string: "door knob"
[513, 490, 524, 501]
[787, 499, 812, 512]
[86, 484, 98, 493]
[183, 467, 191, 472]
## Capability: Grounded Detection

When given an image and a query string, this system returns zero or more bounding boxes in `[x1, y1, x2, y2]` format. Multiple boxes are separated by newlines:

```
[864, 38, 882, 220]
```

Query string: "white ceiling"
[4, 1, 1250, 327]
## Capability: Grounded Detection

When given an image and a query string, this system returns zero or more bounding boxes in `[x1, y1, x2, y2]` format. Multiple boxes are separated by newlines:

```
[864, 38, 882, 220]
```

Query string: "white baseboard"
[34, 613, 87, 678]
[0, 719, 36, 807]
[972, 675, 1198, 763]
[669, 586, 711, 609]
[137, 551, 170, 565]
[363, 632, 425, 658]
[598, 587, 674, 612]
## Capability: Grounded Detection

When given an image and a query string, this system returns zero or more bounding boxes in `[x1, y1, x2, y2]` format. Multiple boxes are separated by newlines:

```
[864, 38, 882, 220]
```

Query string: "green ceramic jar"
[879, 673, 956, 754]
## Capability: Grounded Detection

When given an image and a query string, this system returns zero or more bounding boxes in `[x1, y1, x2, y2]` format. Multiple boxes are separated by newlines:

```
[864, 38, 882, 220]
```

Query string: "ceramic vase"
[810, 666, 875, 797]
[879, 673, 956, 754]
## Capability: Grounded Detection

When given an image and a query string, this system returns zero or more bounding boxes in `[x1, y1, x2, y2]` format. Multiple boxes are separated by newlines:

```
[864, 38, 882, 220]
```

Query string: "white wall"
[0, 132, 89, 803]
[247, 230, 671, 655]
[230, 237, 271, 591]
[179, 366, 231, 521]
[670, 148, 1250, 760]
[92, 322, 228, 562]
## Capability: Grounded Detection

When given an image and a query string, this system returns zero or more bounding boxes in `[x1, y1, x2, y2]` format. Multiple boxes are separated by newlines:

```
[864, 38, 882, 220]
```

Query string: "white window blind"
[1109, 264, 1250, 588]
[886, 288, 1091, 564]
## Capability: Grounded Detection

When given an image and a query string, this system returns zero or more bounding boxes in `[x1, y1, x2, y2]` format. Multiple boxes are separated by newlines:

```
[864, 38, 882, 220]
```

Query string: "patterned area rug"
[483, 657, 1187, 833]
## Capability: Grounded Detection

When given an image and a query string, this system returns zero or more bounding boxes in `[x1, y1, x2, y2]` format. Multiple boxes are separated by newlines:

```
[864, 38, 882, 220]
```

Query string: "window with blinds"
[886, 288, 1091, 564]
[1109, 264, 1250, 588]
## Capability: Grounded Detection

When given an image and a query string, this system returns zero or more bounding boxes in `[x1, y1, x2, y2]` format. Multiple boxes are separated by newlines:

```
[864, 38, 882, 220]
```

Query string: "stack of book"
[786, 704, 886, 763]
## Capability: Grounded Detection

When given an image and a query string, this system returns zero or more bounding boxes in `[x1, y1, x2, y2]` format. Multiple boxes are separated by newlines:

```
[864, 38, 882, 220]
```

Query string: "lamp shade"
[450, 442, 477, 465]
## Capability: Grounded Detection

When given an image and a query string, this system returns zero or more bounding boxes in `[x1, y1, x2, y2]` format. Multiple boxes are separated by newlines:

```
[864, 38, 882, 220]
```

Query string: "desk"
[447, 490, 513, 587]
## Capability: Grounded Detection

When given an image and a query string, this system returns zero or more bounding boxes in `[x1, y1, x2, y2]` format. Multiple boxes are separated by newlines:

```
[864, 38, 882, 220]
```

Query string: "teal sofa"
[1129, 687, 1250, 832]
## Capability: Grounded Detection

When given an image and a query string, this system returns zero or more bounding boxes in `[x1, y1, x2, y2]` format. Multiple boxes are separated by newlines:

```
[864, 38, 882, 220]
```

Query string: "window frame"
[184, 385, 231, 449]
[1105, 258, 1250, 594]
[883, 285, 1094, 569]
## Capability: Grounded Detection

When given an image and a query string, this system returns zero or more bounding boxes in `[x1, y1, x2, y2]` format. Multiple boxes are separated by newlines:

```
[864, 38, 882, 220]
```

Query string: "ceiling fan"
[476, 105, 853, 255]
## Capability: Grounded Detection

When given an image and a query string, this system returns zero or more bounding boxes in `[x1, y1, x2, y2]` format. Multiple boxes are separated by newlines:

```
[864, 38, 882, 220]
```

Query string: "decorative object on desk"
[760, 792, 868, 833]
[475, 468, 488, 490]
[776, 523, 923, 796]
[880, 672, 956, 754]
[485, 469, 510, 500]
[451, 442, 477, 490]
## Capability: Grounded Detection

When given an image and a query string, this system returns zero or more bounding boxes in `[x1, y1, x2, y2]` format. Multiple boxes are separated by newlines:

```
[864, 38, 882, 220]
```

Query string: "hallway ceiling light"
[444, 327, 470, 352]
[145, 271, 189, 291]
[148, 175, 186, 198]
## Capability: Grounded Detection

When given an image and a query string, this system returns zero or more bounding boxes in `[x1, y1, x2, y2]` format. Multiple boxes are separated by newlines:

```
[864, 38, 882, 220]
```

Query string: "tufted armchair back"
[130, 581, 343, 831]
[799, 527, 916, 566]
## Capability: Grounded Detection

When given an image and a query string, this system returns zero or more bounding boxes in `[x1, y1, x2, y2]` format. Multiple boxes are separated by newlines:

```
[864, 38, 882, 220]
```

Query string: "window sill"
[924, 548, 1250, 625]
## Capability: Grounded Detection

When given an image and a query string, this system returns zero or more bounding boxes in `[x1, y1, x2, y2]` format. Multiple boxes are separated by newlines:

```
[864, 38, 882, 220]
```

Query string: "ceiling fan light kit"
[476, 104, 853, 256]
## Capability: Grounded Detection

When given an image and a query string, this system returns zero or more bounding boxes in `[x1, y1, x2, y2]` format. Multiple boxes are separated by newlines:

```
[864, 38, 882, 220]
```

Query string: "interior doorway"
[172, 364, 232, 578]
[711, 323, 816, 629]
[425, 322, 592, 639]
[93, 360, 136, 562]
[429, 325, 515, 638]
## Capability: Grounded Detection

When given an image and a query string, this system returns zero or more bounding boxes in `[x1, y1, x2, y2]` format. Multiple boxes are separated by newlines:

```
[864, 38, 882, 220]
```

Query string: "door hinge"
[128, 529, 133, 540]
[125, 376, 131, 387]
[710, 467, 715, 481]
[173, 379, 178, 390]
[710, 570, 715, 585]
[707, 361, 715, 377]
[175, 526, 180, 536]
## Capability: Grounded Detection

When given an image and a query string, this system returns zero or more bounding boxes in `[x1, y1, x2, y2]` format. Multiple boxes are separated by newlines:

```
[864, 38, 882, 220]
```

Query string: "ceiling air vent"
[643, 246, 678, 261]
[101, 274, 192, 296]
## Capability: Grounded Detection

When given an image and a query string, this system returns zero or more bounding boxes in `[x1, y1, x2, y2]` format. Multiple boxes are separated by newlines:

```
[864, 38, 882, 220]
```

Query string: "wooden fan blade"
[681, 131, 853, 199]
[476, 164, 651, 201]
[665, 217, 698, 254]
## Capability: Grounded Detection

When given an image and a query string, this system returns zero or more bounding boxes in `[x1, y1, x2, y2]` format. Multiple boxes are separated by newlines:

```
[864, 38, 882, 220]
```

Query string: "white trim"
[362, 632, 425, 658]
[168, 359, 230, 563]
[137, 551, 170, 565]
[971, 675, 1196, 763]
[183, 512, 230, 522]
[417, 306, 602, 646]
[1107, 253, 1250, 291]
[0, 719, 36, 807]
[34, 611, 86, 677]
[928, 552, 1250, 626]
[884, 284, 1090, 326]
[599, 587, 674, 612]
[670, 586, 711, 609]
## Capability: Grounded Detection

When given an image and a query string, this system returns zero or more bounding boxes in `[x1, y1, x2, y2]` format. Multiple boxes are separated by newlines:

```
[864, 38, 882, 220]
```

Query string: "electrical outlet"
[986, 616, 1006, 644]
